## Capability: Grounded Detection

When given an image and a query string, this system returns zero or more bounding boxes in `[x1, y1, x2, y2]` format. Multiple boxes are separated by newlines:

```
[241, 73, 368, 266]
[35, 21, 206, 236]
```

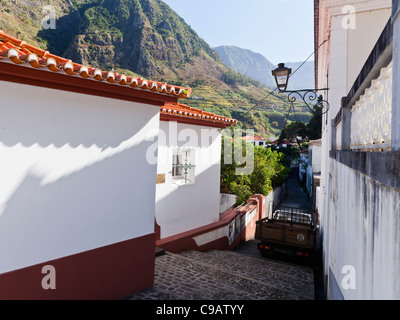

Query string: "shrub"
[221, 139, 289, 206]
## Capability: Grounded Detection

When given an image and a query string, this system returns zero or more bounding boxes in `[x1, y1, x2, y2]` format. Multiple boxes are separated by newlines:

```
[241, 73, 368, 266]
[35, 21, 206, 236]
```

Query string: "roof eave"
[0, 60, 179, 106]
[160, 113, 236, 129]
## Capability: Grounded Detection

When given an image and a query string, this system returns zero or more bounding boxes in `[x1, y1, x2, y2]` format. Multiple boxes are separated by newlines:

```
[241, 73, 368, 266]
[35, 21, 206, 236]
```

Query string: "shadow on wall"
[0, 135, 156, 274]
[0, 85, 160, 274]
[0, 81, 157, 149]
[156, 193, 260, 254]
[155, 162, 221, 240]
[0, 134, 156, 273]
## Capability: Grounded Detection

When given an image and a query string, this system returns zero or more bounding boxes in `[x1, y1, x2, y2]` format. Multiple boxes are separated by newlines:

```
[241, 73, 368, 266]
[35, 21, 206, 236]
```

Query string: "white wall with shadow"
[0, 80, 160, 274]
[155, 121, 222, 239]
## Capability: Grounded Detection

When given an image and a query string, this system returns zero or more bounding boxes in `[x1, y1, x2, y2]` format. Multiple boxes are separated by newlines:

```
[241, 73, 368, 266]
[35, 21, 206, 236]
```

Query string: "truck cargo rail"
[270, 206, 315, 226]
[255, 205, 318, 258]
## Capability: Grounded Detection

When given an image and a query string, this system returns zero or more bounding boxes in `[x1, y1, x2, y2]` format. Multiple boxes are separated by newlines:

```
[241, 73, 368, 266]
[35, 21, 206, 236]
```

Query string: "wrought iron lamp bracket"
[285, 88, 330, 115]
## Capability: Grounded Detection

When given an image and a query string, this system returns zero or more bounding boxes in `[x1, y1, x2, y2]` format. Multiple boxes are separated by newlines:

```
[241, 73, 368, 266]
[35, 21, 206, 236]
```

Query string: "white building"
[315, 0, 400, 299]
[155, 103, 237, 241]
[0, 31, 192, 299]
[306, 139, 322, 198]
[242, 135, 268, 147]
[299, 149, 309, 182]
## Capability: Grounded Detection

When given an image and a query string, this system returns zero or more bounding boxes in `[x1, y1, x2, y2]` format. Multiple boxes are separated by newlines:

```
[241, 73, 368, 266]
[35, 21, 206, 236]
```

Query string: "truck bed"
[255, 218, 315, 249]
[255, 207, 317, 256]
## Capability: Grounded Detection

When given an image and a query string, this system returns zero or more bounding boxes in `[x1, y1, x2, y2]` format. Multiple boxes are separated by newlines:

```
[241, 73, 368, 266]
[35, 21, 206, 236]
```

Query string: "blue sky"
[162, 0, 315, 66]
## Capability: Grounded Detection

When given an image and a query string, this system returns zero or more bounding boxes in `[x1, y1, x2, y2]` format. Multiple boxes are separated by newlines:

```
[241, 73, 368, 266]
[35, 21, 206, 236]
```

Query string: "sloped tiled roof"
[0, 30, 191, 99]
[242, 135, 265, 141]
[160, 102, 237, 128]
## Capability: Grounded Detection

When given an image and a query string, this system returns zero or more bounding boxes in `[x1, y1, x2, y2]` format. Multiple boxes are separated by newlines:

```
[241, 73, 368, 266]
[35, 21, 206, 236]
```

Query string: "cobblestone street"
[127, 168, 325, 301]
[127, 241, 315, 301]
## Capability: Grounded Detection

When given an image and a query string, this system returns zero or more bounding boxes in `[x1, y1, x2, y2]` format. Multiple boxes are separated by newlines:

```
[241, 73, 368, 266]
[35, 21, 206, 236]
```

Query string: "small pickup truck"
[255, 207, 318, 258]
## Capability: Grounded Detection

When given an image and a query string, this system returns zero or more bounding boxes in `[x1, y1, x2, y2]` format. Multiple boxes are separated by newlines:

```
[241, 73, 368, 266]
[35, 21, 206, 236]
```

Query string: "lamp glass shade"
[272, 63, 292, 91]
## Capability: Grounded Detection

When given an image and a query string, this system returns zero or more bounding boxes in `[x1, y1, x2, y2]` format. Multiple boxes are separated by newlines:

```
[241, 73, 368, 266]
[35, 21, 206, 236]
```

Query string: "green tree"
[279, 121, 307, 148]
[221, 139, 289, 206]
[306, 105, 323, 140]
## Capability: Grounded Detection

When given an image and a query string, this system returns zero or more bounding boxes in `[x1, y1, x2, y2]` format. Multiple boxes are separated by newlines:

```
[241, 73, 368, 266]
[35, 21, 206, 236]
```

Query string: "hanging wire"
[235, 39, 329, 123]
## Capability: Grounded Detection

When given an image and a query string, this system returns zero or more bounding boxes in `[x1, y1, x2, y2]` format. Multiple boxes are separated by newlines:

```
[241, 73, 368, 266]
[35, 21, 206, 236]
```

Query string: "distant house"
[306, 139, 321, 199]
[0, 31, 192, 299]
[242, 135, 267, 147]
[155, 102, 237, 242]
[271, 139, 290, 148]
[299, 149, 309, 182]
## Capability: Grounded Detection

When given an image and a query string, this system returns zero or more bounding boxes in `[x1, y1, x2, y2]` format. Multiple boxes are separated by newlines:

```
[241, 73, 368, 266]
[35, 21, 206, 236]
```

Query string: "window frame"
[171, 148, 196, 186]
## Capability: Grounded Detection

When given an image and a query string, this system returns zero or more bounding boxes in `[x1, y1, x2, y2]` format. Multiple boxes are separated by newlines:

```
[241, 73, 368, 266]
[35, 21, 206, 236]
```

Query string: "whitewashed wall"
[0, 80, 160, 274]
[328, 160, 400, 300]
[219, 193, 237, 214]
[264, 185, 285, 219]
[311, 145, 322, 173]
[155, 121, 222, 239]
[326, 5, 397, 298]
[320, 14, 349, 283]
[347, 8, 392, 92]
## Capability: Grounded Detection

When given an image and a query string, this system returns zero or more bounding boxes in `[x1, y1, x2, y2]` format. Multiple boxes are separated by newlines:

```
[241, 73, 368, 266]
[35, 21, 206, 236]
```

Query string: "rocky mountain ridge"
[214, 45, 315, 90]
[0, 0, 310, 137]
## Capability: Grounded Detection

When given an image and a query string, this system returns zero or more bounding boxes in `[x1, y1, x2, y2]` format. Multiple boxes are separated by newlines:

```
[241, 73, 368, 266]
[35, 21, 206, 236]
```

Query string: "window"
[172, 148, 196, 185]
[172, 153, 183, 177]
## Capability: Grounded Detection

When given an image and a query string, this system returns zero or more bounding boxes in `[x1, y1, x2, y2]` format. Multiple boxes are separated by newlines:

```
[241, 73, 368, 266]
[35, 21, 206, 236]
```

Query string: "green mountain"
[0, 0, 310, 138]
[214, 45, 315, 91]
[213, 45, 276, 88]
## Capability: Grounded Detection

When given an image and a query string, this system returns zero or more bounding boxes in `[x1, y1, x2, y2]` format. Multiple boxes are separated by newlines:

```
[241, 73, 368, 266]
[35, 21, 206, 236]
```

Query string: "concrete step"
[129, 251, 306, 300]
[178, 250, 314, 300]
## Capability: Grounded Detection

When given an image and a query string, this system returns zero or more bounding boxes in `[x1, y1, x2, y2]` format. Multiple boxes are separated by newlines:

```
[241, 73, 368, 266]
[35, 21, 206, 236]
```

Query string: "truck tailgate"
[255, 219, 315, 249]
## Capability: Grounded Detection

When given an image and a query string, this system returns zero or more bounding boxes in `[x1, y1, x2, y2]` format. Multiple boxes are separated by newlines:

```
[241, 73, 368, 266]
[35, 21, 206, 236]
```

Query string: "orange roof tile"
[160, 102, 237, 128]
[0, 30, 191, 99]
[242, 135, 265, 141]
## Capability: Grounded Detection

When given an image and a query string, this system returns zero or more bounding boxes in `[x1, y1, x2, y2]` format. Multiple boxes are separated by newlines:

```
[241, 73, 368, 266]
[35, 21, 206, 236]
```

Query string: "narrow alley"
[128, 168, 324, 301]
[279, 169, 312, 211]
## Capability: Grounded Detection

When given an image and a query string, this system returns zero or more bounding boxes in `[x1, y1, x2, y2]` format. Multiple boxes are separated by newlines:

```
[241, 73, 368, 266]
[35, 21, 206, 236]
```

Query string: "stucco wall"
[219, 193, 237, 214]
[392, 3, 400, 150]
[0, 80, 160, 274]
[156, 197, 260, 254]
[316, 1, 396, 300]
[328, 159, 400, 300]
[263, 185, 285, 219]
[155, 121, 222, 239]
[347, 8, 392, 93]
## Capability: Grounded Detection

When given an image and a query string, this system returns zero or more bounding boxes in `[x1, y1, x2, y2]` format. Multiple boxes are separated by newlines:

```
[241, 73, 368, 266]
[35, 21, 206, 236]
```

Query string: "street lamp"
[272, 63, 292, 92]
[272, 63, 330, 115]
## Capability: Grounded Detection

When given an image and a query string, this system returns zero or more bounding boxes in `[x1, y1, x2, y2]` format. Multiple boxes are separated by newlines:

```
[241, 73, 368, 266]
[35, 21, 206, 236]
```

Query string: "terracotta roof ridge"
[0, 30, 191, 99]
[161, 102, 238, 127]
